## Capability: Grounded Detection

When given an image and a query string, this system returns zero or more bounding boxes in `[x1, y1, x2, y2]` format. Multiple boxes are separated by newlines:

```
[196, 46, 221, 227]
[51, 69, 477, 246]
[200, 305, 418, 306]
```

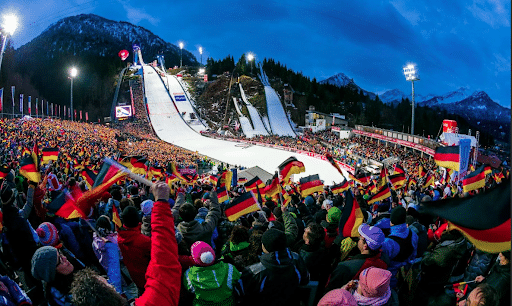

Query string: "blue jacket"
[0, 275, 31, 306]
[381, 223, 418, 288]
[92, 233, 123, 294]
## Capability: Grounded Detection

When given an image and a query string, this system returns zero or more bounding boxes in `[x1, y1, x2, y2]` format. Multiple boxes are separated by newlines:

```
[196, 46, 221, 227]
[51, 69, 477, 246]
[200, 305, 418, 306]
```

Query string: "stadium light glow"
[247, 53, 254, 75]
[403, 63, 420, 135]
[70, 67, 78, 121]
[179, 42, 184, 67]
[199, 47, 203, 67]
[0, 14, 19, 74]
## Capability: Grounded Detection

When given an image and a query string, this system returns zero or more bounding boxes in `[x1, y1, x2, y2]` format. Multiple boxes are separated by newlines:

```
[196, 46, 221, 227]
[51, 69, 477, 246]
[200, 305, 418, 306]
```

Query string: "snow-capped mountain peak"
[319, 73, 355, 87]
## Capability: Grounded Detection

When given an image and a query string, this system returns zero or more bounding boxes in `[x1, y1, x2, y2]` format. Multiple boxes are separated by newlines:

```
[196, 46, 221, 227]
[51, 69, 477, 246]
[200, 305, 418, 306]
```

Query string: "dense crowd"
[0, 117, 509, 306]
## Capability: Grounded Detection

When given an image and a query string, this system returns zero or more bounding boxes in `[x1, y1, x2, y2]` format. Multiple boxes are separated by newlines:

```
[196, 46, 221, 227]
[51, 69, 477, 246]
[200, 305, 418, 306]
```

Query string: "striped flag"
[218, 170, 233, 191]
[209, 174, 219, 186]
[112, 205, 122, 228]
[325, 153, 345, 177]
[244, 176, 265, 192]
[94, 162, 126, 188]
[299, 174, 324, 197]
[149, 166, 165, 180]
[434, 146, 460, 171]
[42, 147, 60, 164]
[224, 191, 259, 221]
[368, 184, 391, 204]
[46, 189, 86, 219]
[331, 179, 350, 195]
[462, 166, 486, 193]
[423, 173, 435, 189]
[263, 172, 280, 198]
[217, 186, 229, 203]
[388, 173, 406, 190]
[484, 165, 492, 176]
[278, 156, 305, 184]
[19, 154, 41, 183]
[0, 166, 10, 180]
[393, 164, 405, 175]
[81, 168, 97, 190]
[418, 164, 427, 178]
[419, 181, 510, 253]
[339, 190, 365, 238]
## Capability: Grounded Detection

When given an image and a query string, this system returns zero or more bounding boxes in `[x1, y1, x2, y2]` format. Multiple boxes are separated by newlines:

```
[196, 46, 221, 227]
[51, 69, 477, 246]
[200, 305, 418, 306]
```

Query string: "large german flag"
[434, 146, 460, 171]
[331, 179, 350, 195]
[278, 157, 305, 184]
[368, 184, 391, 204]
[46, 189, 86, 219]
[224, 191, 259, 221]
[463, 165, 486, 193]
[339, 190, 364, 238]
[94, 162, 126, 188]
[299, 174, 324, 197]
[419, 181, 510, 253]
[19, 154, 41, 183]
[244, 176, 265, 192]
[42, 147, 59, 164]
[388, 173, 406, 190]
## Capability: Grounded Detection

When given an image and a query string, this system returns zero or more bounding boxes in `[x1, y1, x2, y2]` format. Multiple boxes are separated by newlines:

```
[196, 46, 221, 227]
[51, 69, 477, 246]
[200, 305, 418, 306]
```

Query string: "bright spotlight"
[70, 67, 78, 77]
[2, 14, 18, 35]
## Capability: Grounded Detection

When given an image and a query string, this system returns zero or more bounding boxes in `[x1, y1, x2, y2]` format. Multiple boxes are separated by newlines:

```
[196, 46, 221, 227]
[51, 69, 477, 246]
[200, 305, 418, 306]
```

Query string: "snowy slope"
[239, 83, 269, 135]
[259, 67, 295, 137]
[232, 97, 260, 138]
[143, 65, 345, 183]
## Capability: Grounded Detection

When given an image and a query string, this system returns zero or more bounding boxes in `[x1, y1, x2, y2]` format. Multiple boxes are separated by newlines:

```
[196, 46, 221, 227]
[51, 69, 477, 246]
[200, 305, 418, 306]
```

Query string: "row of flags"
[0, 87, 88, 120]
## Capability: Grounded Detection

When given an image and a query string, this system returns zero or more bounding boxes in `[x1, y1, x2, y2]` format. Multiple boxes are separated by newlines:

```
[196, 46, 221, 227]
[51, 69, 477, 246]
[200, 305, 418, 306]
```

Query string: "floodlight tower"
[403, 63, 419, 135]
[179, 42, 184, 67]
[199, 47, 203, 67]
[69, 67, 78, 121]
[0, 14, 18, 73]
[247, 53, 254, 75]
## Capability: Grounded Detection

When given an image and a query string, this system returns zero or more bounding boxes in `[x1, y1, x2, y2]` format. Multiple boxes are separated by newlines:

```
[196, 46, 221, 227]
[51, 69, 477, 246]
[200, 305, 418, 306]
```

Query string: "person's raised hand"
[151, 182, 170, 202]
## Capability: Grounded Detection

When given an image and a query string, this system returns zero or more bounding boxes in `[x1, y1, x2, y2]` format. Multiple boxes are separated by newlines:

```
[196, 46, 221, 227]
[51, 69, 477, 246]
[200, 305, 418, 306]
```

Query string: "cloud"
[466, 0, 510, 28]
[120, 1, 159, 26]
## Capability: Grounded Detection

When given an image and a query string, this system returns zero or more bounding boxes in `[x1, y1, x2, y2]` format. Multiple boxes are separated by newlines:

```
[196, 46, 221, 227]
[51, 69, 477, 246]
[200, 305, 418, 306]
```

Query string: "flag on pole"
[19, 154, 41, 183]
[86, 112, 88, 121]
[0, 88, 3, 112]
[388, 173, 406, 190]
[28, 96, 31, 114]
[46, 189, 86, 219]
[419, 181, 510, 253]
[299, 174, 324, 197]
[278, 156, 305, 184]
[368, 184, 391, 204]
[80, 110, 82, 120]
[35, 98, 38, 116]
[217, 186, 229, 203]
[326, 153, 345, 178]
[81, 168, 98, 190]
[46, 101, 49, 115]
[331, 179, 350, 195]
[11, 86, 15, 113]
[462, 166, 486, 193]
[393, 164, 405, 175]
[224, 191, 259, 221]
[112, 205, 122, 228]
[339, 190, 365, 238]
[42, 147, 60, 164]
[19, 94, 23, 113]
[434, 146, 461, 171]
[244, 176, 265, 192]
[263, 172, 280, 198]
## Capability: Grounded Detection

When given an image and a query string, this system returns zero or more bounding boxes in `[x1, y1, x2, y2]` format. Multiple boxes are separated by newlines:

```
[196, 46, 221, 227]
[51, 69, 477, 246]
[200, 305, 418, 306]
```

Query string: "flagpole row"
[103, 158, 155, 187]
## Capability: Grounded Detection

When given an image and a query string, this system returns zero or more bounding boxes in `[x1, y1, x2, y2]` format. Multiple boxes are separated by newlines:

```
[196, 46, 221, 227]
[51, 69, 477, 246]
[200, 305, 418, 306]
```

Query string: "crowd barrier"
[352, 129, 435, 156]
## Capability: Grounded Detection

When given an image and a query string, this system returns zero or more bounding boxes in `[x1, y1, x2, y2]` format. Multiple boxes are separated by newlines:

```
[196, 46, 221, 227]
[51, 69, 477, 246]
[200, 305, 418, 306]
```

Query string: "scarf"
[353, 286, 391, 306]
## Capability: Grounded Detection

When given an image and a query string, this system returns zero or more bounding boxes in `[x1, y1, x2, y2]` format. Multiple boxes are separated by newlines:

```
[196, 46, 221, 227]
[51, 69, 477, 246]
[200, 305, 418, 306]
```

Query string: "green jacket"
[184, 261, 241, 306]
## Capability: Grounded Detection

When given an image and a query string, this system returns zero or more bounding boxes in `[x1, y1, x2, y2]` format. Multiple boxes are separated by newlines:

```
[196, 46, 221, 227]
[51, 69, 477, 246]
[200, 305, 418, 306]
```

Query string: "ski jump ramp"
[239, 83, 269, 136]
[142, 65, 346, 183]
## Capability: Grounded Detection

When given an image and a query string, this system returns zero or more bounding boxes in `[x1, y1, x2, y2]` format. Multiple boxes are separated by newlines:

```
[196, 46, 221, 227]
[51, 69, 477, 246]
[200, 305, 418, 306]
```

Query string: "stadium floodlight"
[199, 47, 203, 67]
[247, 53, 254, 75]
[70, 67, 78, 121]
[179, 42, 184, 67]
[0, 14, 19, 74]
[403, 63, 419, 135]
[198, 68, 205, 75]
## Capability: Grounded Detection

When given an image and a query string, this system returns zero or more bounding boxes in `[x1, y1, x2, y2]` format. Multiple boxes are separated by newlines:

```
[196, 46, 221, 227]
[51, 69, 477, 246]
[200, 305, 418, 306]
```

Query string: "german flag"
[331, 179, 350, 195]
[423, 173, 434, 189]
[94, 162, 125, 188]
[19, 154, 41, 183]
[484, 165, 492, 176]
[419, 181, 510, 253]
[351, 173, 371, 186]
[209, 175, 219, 186]
[78, 171, 127, 216]
[166, 174, 179, 187]
[237, 177, 248, 185]
[368, 184, 391, 204]
[299, 174, 324, 197]
[217, 187, 229, 203]
[325, 153, 344, 177]
[463, 166, 486, 193]
[0, 166, 9, 180]
[388, 174, 406, 190]
[279, 184, 291, 207]
[218, 170, 233, 191]
[42, 147, 60, 164]
[168, 162, 188, 183]
[339, 190, 364, 238]
[408, 178, 417, 189]
[46, 189, 86, 220]
[224, 191, 259, 221]
[278, 157, 305, 184]
[21, 147, 31, 157]
[149, 166, 165, 180]
[263, 172, 280, 198]
[81, 168, 97, 190]
[393, 164, 405, 175]
[418, 164, 427, 178]
[244, 176, 265, 192]
[434, 146, 460, 171]
[112, 205, 122, 228]
[377, 168, 388, 188]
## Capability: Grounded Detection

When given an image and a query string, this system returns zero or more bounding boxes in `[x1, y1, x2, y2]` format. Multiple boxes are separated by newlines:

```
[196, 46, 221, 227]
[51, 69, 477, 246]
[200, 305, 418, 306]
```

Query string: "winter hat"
[195, 207, 209, 220]
[318, 289, 357, 306]
[390, 206, 406, 225]
[358, 224, 385, 251]
[358, 267, 392, 298]
[327, 207, 342, 224]
[261, 228, 287, 253]
[272, 207, 283, 220]
[304, 195, 315, 206]
[31, 246, 58, 283]
[191, 241, 215, 266]
[36, 222, 60, 247]
[121, 206, 140, 228]
[140, 200, 154, 216]
[202, 192, 210, 200]
[339, 237, 357, 261]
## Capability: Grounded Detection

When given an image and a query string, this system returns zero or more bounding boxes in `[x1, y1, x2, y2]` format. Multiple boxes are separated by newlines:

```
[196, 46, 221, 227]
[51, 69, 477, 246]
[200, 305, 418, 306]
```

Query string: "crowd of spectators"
[0, 117, 508, 306]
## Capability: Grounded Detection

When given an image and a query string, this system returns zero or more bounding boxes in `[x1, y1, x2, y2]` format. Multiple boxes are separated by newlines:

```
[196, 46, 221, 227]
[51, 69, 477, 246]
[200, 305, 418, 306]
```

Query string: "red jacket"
[118, 224, 151, 289]
[135, 200, 181, 306]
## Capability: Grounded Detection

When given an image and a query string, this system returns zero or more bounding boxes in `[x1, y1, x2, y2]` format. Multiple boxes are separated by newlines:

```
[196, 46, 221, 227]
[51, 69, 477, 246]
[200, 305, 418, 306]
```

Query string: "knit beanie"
[358, 267, 391, 298]
[318, 289, 357, 306]
[390, 206, 406, 225]
[261, 228, 287, 253]
[339, 237, 357, 262]
[358, 224, 385, 251]
[31, 246, 58, 283]
[36, 222, 60, 247]
[327, 207, 342, 224]
[121, 206, 140, 228]
[191, 241, 215, 266]
[140, 200, 154, 216]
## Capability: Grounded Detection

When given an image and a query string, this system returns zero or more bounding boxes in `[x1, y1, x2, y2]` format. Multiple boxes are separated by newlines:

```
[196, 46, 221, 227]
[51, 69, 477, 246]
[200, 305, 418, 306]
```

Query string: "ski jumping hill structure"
[142, 65, 347, 183]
